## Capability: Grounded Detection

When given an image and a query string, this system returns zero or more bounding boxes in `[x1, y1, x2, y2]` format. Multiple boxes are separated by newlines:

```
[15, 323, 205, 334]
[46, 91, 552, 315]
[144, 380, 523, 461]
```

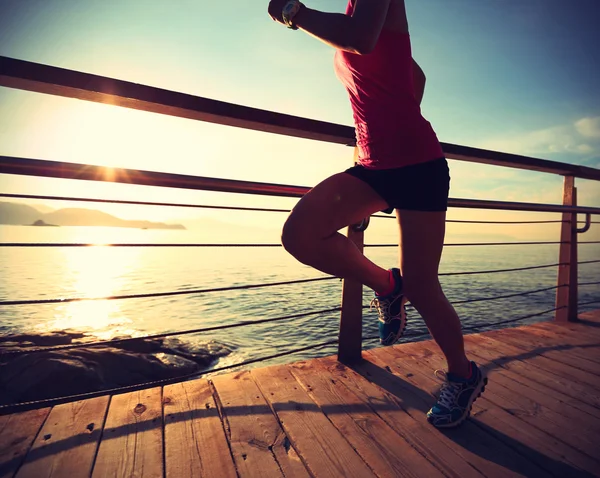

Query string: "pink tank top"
[334, 1, 444, 169]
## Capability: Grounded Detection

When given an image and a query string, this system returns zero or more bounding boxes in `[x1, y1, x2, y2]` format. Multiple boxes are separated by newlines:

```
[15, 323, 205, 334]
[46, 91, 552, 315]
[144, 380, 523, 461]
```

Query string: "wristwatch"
[282, 0, 304, 30]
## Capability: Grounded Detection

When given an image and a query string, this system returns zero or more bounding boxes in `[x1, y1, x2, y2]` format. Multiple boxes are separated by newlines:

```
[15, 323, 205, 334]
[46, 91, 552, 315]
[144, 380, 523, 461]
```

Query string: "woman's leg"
[396, 209, 471, 377]
[282, 172, 391, 294]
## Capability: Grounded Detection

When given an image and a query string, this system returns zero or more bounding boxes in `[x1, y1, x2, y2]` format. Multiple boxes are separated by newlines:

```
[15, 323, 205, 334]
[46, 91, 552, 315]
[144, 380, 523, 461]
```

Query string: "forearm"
[293, 7, 365, 54]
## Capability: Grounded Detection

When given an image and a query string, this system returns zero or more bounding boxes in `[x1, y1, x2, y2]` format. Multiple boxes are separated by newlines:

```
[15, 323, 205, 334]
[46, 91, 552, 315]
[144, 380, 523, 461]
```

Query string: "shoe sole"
[430, 376, 488, 429]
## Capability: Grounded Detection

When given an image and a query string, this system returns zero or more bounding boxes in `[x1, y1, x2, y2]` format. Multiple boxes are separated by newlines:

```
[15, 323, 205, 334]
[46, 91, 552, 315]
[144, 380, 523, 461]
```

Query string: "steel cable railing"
[2, 283, 571, 357]
[0, 299, 577, 412]
[1, 283, 569, 355]
[579, 299, 600, 306]
[1, 57, 599, 413]
[0, 276, 338, 306]
[362, 284, 565, 311]
[0, 276, 576, 358]
[0, 307, 342, 356]
[363, 306, 566, 343]
[2, 195, 597, 225]
[6, 241, 600, 248]
[372, 214, 567, 224]
[0, 262, 568, 307]
[1, 191, 580, 225]
[443, 285, 563, 306]
[0, 192, 291, 214]
[439, 263, 564, 276]
[365, 241, 600, 247]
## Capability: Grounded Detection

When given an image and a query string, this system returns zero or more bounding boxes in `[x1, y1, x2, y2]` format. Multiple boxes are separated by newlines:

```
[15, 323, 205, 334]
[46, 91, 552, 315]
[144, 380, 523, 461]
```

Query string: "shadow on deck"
[1, 311, 600, 478]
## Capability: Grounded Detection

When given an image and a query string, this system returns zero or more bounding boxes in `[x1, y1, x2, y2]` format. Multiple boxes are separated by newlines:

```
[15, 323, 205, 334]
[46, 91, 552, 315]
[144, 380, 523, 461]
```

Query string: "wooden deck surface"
[2, 310, 600, 478]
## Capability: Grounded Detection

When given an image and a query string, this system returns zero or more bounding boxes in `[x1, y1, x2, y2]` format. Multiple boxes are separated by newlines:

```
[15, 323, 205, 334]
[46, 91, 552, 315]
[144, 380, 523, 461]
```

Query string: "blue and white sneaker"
[427, 361, 487, 428]
[370, 268, 406, 346]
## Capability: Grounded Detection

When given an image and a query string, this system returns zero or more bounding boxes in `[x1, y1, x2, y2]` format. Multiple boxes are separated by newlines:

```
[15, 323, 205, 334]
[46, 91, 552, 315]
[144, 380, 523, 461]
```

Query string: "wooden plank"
[533, 319, 600, 338]
[378, 342, 600, 477]
[522, 328, 600, 366]
[525, 322, 600, 352]
[289, 359, 445, 478]
[463, 333, 600, 410]
[478, 360, 600, 434]
[401, 340, 600, 460]
[211, 371, 309, 478]
[362, 348, 564, 478]
[529, 323, 600, 363]
[92, 388, 163, 478]
[542, 315, 600, 334]
[15, 396, 109, 478]
[473, 333, 600, 392]
[522, 321, 600, 343]
[487, 328, 600, 376]
[465, 345, 600, 422]
[163, 380, 237, 478]
[251, 364, 376, 478]
[325, 356, 486, 478]
[580, 310, 600, 322]
[357, 349, 549, 477]
[0, 408, 50, 478]
[536, 318, 600, 339]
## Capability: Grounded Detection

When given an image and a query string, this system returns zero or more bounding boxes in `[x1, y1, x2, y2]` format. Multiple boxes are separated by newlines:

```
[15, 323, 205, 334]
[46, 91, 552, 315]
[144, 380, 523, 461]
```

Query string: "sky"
[0, 0, 599, 241]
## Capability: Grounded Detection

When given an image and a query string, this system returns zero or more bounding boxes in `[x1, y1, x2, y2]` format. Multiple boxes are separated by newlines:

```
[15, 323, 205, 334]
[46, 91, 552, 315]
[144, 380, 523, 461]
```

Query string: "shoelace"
[369, 297, 390, 323]
[434, 369, 461, 409]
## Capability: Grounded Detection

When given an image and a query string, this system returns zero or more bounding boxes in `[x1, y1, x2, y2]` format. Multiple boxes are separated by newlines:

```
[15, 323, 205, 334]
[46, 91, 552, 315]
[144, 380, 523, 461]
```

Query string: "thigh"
[396, 209, 446, 282]
[285, 172, 389, 238]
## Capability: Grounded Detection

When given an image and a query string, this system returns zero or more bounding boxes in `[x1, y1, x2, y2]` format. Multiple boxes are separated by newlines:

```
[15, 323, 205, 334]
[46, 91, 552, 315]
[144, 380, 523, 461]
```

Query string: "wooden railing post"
[555, 176, 578, 322]
[338, 147, 365, 363]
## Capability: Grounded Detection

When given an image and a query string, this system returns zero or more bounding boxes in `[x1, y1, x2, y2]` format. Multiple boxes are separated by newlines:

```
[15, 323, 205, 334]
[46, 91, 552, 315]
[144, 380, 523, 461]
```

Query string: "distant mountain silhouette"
[31, 219, 59, 227]
[0, 202, 186, 230]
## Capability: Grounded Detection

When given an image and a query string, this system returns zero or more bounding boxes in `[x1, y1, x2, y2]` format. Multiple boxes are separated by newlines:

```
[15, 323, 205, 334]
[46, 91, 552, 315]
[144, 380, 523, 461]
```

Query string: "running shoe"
[370, 268, 406, 346]
[426, 361, 487, 428]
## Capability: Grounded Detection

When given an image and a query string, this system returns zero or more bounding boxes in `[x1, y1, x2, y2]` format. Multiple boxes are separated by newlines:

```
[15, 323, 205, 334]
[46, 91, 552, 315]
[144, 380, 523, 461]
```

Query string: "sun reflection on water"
[42, 246, 141, 339]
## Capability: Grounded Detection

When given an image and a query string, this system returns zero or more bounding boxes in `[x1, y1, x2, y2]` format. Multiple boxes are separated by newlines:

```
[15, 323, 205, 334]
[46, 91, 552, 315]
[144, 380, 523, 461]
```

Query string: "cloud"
[575, 117, 600, 139]
[477, 116, 600, 158]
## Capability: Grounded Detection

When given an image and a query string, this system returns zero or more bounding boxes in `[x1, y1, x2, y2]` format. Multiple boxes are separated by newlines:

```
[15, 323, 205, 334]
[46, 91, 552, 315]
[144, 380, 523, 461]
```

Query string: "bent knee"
[281, 215, 313, 257]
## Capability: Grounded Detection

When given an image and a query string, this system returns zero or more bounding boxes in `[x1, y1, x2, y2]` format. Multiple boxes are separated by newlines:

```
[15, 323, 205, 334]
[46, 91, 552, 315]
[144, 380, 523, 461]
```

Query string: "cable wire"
[0, 263, 566, 307]
[0, 339, 339, 412]
[579, 299, 600, 306]
[439, 262, 562, 276]
[0, 276, 339, 306]
[0, 193, 290, 214]
[0, 307, 342, 355]
[449, 285, 562, 306]
[371, 214, 566, 224]
[364, 306, 565, 342]
[4, 240, 588, 248]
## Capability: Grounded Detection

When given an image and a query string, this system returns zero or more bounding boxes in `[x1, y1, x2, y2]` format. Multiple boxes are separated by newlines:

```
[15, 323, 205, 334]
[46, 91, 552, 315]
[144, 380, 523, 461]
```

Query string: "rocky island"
[1, 202, 186, 230]
[30, 219, 59, 227]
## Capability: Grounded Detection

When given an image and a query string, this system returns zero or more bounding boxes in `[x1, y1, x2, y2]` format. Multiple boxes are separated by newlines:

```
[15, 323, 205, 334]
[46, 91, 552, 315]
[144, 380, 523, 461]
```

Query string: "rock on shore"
[0, 331, 231, 405]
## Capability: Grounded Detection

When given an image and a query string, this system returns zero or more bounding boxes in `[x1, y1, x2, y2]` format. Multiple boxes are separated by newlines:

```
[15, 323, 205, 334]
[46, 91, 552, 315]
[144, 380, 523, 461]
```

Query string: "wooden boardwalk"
[1, 310, 600, 478]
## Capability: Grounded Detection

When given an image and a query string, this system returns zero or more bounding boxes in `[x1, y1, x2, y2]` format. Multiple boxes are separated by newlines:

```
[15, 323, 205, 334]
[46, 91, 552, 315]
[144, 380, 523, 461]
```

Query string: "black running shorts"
[343, 157, 450, 213]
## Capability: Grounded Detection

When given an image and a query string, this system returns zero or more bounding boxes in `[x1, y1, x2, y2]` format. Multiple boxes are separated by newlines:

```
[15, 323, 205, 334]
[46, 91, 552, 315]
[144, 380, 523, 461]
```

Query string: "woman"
[268, 0, 486, 428]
